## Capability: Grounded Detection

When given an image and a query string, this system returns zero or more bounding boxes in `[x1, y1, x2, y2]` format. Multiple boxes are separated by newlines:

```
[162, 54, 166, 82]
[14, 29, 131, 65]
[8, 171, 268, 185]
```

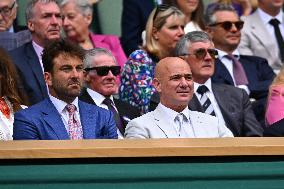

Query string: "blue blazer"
[9, 42, 48, 105]
[13, 99, 118, 140]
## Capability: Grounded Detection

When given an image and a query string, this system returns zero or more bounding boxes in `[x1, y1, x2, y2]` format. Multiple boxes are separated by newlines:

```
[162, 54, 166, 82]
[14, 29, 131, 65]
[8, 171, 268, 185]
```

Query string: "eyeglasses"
[153, 4, 171, 21]
[0, 1, 16, 17]
[84, 66, 121, 76]
[180, 48, 218, 60]
[209, 21, 244, 31]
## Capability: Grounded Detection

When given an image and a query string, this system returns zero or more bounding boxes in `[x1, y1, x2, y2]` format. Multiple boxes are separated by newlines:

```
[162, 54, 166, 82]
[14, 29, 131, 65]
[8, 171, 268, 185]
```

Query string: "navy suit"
[121, 0, 155, 56]
[13, 99, 118, 140]
[212, 55, 275, 123]
[9, 42, 48, 105]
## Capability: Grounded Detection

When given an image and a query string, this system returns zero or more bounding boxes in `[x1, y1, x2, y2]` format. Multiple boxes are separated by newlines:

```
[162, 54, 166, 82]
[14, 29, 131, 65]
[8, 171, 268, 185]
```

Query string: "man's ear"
[152, 78, 161, 92]
[83, 70, 90, 82]
[44, 72, 52, 86]
[84, 13, 93, 25]
[27, 20, 34, 32]
[205, 26, 214, 37]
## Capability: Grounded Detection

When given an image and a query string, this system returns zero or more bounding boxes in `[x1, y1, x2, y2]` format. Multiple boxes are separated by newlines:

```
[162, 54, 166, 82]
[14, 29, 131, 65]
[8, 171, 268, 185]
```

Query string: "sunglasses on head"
[181, 48, 218, 60]
[153, 4, 171, 21]
[209, 21, 244, 31]
[84, 66, 121, 76]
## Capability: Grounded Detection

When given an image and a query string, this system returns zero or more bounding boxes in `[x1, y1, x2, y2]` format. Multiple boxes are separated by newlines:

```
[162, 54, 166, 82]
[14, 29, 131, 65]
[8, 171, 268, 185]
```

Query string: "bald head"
[153, 57, 193, 112]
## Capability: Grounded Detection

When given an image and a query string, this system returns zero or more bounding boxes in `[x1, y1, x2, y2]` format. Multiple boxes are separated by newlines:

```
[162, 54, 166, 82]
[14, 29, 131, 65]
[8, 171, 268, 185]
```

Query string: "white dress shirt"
[194, 79, 226, 127]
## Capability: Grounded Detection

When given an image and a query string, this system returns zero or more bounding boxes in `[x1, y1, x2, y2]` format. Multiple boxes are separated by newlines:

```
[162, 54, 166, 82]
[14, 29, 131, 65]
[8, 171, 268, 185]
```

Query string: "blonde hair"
[144, 5, 184, 58]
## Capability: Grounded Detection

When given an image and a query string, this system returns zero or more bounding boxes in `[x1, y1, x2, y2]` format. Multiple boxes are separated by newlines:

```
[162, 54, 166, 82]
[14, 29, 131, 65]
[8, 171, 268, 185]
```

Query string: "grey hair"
[204, 3, 237, 26]
[60, 0, 93, 16]
[175, 31, 212, 56]
[25, 0, 59, 22]
[83, 48, 117, 69]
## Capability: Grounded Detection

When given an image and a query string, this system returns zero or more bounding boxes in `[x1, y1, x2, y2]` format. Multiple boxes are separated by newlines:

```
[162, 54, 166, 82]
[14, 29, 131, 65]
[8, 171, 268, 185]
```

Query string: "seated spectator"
[238, 0, 284, 73]
[80, 48, 140, 138]
[264, 68, 284, 136]
[9, 0, 62, 105]
[0, 0, 27, 32]
[13, 39, 118, 140]
[0, 47, 27, 140]
[121, 0, 158, 56]
[119, 5, 185, 114]
[205, 3, 275, 126]
[151, 31, 263, 137]
[60, 0, 127, 68]
[163, 0, 205, 33]
[125, 57, 234, 139]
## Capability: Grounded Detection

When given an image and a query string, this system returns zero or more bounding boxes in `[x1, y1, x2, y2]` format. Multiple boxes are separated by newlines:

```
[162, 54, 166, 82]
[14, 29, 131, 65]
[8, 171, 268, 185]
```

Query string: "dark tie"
[103, 98, 124, 135]
[225, 55, 248, 85]
[196, 85, 216, 116]
[269, 18, 284, 62]
[65, 104, 83, 140]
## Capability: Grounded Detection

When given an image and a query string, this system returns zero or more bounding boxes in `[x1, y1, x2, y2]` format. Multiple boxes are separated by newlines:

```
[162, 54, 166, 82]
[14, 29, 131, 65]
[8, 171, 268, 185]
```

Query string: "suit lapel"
[79, 101, 97, 139]
[42, 99, 69, 139]
[213, 58, 234, 85]
[79, 88, 96, 105]
[26, 43, 47, 96]
[249, 12, 276, 57]
[153, 107, 178, 138]
[189, 94, 204, 112]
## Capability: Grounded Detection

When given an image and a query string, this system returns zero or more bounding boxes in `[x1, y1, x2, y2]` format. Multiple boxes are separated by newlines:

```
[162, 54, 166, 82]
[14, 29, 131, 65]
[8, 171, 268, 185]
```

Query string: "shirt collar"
[86, 88, 114, 106]
[258, 8, 283, 24]
[32, 40, 44, 63]
[194, 78, 213, 94]
[217, 48, 240, 59]
[158, 103, 190, 121]
[49, 95, 79, 114]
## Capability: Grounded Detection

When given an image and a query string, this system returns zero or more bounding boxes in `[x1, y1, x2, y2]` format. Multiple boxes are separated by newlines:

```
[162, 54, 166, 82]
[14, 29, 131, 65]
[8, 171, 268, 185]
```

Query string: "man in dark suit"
[174, 31, 263, 137]
[80, 48, 140, 138]
[120, 0, 156, 56]
[9, 0, 63, 105]
[205, 4, 275, 124]
[13, 39, 118, 140]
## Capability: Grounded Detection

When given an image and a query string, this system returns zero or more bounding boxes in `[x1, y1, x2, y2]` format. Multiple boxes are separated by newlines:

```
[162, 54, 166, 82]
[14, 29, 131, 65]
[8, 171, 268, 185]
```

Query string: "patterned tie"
[103, 98, 124, 135]
[269, 18, 284, 62]
[226, 55, 249, 85]
[66, 104, 83, 140]
[196, 85, 216, 116]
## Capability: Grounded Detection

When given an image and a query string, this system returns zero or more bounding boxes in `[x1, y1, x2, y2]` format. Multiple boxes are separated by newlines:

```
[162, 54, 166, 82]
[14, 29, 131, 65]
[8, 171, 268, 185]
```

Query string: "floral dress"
[119, 49, 158, 114]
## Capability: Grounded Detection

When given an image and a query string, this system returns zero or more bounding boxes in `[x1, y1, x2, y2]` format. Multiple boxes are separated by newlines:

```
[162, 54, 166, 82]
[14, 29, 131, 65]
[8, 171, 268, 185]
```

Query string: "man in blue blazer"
[205, 4, 275, 125]
[9, 0, 63, 105]
[13, 39, 118, 140]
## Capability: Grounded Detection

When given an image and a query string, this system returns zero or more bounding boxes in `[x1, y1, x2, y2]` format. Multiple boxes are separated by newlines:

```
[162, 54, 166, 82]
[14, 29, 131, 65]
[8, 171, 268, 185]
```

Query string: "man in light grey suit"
[124, 57, 233, 139]
[239, 0, 284, 73]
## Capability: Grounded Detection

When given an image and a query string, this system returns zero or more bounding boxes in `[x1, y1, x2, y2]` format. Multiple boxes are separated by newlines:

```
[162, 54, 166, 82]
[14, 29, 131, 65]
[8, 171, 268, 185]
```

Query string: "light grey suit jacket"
[124, 105, 233, 139]
[239, 9, 284, 72]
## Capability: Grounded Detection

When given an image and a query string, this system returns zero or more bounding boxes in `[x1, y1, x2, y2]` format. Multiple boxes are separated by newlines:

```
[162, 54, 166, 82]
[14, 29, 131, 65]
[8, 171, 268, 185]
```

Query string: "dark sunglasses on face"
[209, 21, 244, 31]
[180, 48, 218, 60]
[84, 66, 121, 76]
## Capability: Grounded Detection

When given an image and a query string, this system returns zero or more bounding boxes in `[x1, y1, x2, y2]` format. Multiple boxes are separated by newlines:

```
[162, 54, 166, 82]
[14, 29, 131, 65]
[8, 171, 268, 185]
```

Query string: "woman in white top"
[163, 0, 205, 33]
[0, 47, 28, 140]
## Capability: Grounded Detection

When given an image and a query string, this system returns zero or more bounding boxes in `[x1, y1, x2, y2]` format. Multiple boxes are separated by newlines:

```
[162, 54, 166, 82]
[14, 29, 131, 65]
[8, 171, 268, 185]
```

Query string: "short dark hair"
[42, 39, 85, 73]
[205, 3, 237, 26]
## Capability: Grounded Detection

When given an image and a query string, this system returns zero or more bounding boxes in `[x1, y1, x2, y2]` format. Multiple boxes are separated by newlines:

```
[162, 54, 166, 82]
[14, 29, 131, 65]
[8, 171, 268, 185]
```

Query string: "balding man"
[124, 57, 233, 139]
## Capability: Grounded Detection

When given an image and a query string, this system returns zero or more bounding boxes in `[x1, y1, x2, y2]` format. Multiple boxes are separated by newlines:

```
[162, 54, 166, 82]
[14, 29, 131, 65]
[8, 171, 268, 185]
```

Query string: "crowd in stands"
[0, 0, 284, 140]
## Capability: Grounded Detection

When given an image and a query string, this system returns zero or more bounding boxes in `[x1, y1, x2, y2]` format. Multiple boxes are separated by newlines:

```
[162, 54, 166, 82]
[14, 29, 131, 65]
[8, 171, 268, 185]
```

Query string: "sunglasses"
[84, 66, 121, 76]
[209, 21, 244, 31]
[153, 4, 171, 21]
[181, 48, 218, 60]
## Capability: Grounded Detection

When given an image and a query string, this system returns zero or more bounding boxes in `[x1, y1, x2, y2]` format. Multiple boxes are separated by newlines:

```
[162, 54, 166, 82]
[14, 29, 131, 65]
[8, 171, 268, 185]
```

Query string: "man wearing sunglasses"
[173, 31, 263, 137]
[239, 0, 284, 73]
[80, 48, 140, 138]
[205, 4, 275, 127]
